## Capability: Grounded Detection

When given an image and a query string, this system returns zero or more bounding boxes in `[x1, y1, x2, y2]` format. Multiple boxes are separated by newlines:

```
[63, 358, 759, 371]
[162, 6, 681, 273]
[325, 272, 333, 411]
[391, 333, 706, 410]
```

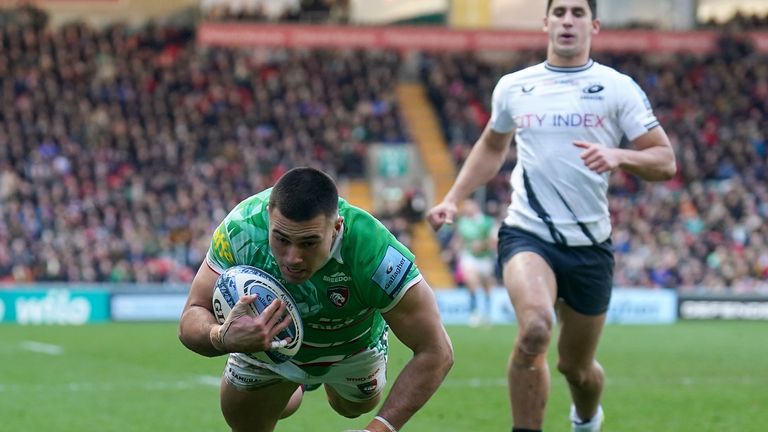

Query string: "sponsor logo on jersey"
[552, 113, 606, 127]
[581, 83, 605, 100]
[308, 315, 359, 330]
[356, 379, 379, 396]
[327, 286, 349, 308]
[514, 113, 606, 129]
[583, 84, 604, 94]
[521, 85, 536, 94]
[227, 366, 260, 384]
[323, 271, 352, 283]
[346, 368, 381, 383]
[372, 246, 412, 298]
[212, 228, 234, 263]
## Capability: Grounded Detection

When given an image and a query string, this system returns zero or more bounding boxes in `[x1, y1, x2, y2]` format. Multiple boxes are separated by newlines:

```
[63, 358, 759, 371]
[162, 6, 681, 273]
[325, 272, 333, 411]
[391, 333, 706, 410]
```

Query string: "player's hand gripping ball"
[212, 265, 303, 364]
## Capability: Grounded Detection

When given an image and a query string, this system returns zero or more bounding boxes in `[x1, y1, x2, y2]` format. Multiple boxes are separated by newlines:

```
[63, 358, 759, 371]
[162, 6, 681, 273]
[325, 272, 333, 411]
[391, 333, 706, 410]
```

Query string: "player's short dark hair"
[269, 167, 339, 221]
[546, 0, 597, 18]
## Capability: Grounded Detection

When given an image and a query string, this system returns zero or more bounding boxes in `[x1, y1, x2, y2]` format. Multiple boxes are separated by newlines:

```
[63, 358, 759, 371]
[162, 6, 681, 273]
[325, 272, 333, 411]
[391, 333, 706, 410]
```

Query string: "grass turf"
[1, 321, 766, 431]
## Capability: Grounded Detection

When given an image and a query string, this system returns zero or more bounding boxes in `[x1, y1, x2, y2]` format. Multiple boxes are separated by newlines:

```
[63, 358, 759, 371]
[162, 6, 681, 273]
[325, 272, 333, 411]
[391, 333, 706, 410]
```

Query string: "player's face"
[544, 0, 599, 66]
[268, 207, 342, 284]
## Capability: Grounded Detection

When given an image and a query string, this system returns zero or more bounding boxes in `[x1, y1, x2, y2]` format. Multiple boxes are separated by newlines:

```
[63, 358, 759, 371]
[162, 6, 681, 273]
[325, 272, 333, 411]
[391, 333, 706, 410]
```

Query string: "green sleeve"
[207, 221, 236, 272]
[342, 206, 421, 310]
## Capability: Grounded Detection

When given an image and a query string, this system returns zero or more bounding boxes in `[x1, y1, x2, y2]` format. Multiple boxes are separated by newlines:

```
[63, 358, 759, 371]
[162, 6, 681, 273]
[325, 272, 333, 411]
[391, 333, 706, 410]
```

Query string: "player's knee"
[556, 359, 592, 385]
[328, 395, 379, 418]
[517, 315, 552, 353]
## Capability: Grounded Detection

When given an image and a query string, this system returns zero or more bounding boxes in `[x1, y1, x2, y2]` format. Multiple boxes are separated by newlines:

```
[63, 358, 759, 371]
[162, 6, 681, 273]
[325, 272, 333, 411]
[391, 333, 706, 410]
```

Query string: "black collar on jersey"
[544, 59, 594, 73]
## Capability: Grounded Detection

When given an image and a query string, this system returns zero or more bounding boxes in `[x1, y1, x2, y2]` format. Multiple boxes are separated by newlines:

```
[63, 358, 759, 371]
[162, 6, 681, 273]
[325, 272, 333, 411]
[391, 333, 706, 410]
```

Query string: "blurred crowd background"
[1, 4, 766, 294]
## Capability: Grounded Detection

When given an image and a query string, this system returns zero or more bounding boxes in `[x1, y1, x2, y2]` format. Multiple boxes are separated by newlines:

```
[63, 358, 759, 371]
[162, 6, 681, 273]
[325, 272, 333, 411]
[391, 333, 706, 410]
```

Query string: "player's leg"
[221, 377, 301, 432]
[220, 354, 307, 431]
[460, 254, 483, 325]
[556, 302, 606, 427]
[281, 385, 305, 418]
[479, 257, 497, 322]
[554, 240, 613, 430]
[325, 385, 382, 418]
[502, 251, 557, 430]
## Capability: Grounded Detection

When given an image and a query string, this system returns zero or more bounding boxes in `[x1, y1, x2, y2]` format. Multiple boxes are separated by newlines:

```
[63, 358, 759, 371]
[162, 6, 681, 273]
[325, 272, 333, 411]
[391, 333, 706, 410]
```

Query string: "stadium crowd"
[201, 0, 349, 24]
[1, 5, 766, 294]
[0, 6, 404, 283]
[700, 10, 768, 30]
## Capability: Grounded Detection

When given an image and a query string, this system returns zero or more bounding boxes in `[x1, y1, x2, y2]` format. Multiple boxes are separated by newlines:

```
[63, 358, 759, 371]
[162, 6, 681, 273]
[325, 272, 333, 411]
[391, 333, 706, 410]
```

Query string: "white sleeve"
[617, 74, 660, 141]
[489, 75, 516, 133]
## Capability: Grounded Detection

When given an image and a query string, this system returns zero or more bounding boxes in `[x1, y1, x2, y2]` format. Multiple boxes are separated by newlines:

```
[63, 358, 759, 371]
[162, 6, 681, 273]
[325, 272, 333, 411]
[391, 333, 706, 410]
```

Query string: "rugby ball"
[212, 265, 303, 364]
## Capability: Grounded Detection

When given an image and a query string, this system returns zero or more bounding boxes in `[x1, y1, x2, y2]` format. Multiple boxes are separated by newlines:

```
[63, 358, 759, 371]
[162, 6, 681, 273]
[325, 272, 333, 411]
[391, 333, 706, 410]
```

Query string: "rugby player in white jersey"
[427, 1, 676, 431]
[180, 167, 453, 432]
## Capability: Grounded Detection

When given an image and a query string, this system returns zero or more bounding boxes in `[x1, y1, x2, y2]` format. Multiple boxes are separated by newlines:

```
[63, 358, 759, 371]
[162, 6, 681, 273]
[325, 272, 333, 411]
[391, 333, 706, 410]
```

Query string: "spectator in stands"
[201, 0, 349, 24]
[700, 10, 768, 31]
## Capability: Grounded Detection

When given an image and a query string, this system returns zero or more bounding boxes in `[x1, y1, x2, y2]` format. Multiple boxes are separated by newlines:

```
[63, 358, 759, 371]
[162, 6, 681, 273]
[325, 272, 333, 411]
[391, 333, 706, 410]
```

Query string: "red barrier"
[198, 23, 768, 54]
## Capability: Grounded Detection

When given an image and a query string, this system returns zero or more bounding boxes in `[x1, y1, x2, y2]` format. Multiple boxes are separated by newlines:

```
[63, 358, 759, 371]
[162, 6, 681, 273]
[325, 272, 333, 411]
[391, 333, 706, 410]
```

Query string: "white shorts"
[459, 252, 495, 278]
[224, 336, 388, 402]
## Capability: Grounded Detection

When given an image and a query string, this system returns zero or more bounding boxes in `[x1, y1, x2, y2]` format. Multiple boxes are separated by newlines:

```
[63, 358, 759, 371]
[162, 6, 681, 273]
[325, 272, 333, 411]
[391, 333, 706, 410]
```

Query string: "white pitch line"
[20, 341, 63, 355]
[197, 375, 222, 386]
[440, 375, 766, 388]
[0, 375, 763, 394]
[0, 376, 222, 393]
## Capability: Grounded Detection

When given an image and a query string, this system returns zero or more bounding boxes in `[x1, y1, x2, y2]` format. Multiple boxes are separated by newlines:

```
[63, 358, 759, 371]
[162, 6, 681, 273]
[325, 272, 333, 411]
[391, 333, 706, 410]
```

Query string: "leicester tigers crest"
[327, 286, 349, 308]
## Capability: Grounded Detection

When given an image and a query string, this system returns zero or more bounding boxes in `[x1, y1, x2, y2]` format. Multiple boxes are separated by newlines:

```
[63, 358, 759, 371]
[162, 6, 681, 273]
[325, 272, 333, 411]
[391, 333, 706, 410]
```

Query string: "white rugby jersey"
[490, 59, 659, 246]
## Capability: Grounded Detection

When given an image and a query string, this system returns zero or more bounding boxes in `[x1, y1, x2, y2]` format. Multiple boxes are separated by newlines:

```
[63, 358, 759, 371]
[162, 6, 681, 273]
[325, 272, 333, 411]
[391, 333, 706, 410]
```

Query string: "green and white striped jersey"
[206, 188, 422, 375]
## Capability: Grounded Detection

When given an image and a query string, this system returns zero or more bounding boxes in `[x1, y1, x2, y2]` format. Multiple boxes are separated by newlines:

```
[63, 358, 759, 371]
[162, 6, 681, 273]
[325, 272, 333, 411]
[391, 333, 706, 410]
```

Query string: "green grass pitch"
[1, 321, 766, 431]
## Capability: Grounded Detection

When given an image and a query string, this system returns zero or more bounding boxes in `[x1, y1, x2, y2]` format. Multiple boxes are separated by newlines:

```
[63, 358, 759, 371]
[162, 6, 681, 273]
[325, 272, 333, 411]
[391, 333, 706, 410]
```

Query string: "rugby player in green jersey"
[179, 167, 454, 432]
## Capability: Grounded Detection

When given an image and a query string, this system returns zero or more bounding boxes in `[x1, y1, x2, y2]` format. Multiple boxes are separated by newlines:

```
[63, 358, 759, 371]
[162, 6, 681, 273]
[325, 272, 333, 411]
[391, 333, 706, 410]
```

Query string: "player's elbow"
[640, 155, 676, 182]
[657, 159, 677, 181]
[434, 335, 455, 376]
[177, 316, 218, 357]
[178, 331, 219, 358]
[443, 345, 455, 375]
[417, 335, 454, 379]
[177, 323, 194, 352]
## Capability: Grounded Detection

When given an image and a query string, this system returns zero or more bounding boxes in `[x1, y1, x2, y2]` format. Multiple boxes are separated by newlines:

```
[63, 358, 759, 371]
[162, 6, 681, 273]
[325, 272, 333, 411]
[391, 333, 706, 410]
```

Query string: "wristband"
[374, 416, 397, 432]
[209, 325, 227, 352]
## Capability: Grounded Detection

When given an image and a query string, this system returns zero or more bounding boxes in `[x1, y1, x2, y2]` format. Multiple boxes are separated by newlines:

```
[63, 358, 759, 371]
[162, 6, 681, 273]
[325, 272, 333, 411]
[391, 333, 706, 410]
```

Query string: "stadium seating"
[1, 5, 766, 294]
[0, 6, 403, 283]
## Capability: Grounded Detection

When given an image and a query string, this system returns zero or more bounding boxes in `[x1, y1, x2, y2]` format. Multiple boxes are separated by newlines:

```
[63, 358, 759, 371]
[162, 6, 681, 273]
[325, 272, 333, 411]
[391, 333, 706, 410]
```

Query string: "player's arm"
[427, 123, 514, 230]
[178, 262, 290, 357]
[621, 126, 676, 180]
[178, 262, 224, 357]
[574, 126, 676, 181]
[365, 279, 454, 432]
